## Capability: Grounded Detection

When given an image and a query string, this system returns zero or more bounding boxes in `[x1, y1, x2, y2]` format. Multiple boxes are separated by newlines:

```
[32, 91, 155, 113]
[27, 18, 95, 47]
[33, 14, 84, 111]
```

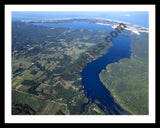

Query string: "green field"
[12, 91, 39, 111]
[37, 101, 65, 115]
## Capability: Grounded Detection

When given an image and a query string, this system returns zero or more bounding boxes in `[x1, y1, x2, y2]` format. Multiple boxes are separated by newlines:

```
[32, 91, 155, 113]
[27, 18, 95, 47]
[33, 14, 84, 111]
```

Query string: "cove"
[80, 33, 131, 114]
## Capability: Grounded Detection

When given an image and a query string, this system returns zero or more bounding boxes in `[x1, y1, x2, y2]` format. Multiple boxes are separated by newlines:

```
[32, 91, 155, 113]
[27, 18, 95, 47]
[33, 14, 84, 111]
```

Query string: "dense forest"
[100, 32, 148, 115]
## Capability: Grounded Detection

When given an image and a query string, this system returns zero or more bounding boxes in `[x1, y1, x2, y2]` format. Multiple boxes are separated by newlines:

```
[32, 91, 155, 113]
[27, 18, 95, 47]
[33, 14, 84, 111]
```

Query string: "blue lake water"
[30, 21, 132, 114]
[31, 21, 114, 31]
[81, 34, 131, 114]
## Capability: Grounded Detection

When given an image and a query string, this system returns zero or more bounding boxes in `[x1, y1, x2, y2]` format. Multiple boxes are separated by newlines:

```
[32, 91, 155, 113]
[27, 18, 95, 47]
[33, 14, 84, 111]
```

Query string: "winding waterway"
[32, 21, 131, 114]
[81, 34, 131, 114]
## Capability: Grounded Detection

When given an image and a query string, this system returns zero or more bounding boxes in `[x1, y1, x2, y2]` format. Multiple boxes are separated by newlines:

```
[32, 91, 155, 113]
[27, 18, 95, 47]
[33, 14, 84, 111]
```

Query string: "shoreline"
[20, 18, 148, 30]
[94, 18, 148, 29]
[20, 18, 149, 35]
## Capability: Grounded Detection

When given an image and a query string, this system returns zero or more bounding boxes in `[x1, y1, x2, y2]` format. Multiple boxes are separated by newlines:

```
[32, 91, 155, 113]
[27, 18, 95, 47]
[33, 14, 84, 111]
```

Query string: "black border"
[2, 2, 158, 127]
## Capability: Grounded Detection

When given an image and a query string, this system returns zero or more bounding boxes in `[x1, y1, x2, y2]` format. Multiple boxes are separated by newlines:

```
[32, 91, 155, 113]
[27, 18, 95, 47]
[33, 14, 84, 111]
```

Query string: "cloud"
[125, 14, 131, 17]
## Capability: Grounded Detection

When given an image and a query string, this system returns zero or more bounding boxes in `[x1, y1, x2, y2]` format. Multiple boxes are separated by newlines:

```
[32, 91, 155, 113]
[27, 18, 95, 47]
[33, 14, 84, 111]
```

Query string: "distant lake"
[31, 21, 131, 114]
[31, 21, 114, 31]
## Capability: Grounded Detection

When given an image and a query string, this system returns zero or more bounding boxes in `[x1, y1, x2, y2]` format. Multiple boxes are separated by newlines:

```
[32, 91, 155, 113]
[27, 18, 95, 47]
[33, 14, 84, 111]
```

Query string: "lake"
[31, 21, 114, 31]
[31, 21, 131, 114]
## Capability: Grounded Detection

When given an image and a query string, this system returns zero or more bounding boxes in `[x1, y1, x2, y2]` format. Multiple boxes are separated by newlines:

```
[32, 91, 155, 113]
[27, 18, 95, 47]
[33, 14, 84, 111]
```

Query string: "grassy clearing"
[12, 76, 23, 87]
[22, 70, 33, 80]
[18, 85, 32, 92]
[12, 57, 33, 69]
